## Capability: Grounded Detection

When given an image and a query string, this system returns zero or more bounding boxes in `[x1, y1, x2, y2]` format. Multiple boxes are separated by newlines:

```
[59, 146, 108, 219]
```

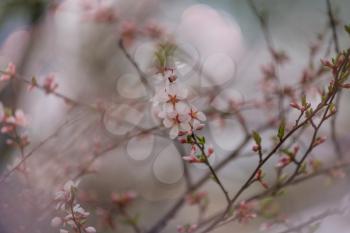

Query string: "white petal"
[175, 102, 189, 114]
[169, 126, 179, 139]
[163, 118, 173, 128]
[196, 111, 206, 121]
[180, 122, 191, 131]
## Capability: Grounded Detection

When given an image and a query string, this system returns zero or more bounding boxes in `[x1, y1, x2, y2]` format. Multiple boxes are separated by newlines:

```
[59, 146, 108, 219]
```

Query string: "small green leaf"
[345, 25, 350, 34]
[252, 131, 261, 145]
[196, 136, 206, 145]
[277, 120, 285, 141]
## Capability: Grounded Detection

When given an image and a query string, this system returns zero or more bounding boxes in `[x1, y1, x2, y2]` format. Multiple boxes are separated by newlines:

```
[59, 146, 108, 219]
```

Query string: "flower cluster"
[182, 144, 214, 163]
[52, 180, 96, 233]
[152, 68, 206, 139]
[235, 201, 257, 224]
[276, 146, 299, 168]
[0, 103, 29, 146]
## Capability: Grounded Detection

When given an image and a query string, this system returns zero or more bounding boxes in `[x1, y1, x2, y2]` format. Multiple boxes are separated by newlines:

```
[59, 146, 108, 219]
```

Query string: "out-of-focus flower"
[55, 180, 80, 209]
[186, 192, 207, 205]
[111, 191, 137, 207]
[51, 216, 63, 227]
[43, 74, 59, 93]
[144, 21, 164, 39]
[236, 201, 257, 224]
[0, 63, 16, 81]
[177, 224, 197, 233]
[121, 21, 137, 47]
[5, 110, 28, 127]
[85, 226, 97, 233]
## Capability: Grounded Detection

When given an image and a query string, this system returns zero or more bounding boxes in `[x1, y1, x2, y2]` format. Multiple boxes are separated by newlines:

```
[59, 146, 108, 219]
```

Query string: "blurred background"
[0, 0, 350, 233]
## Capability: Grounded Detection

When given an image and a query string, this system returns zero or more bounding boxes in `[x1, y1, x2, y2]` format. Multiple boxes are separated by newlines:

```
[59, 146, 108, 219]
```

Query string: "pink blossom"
[43, 74, 58, 93]
[5, 110, 28, 127]
[111, 191, 137, 207]
[121, 21, 137, 47]
[188, 106, 206, 130]
[162, 111, 191, 139]
[0, 62, 16, 81]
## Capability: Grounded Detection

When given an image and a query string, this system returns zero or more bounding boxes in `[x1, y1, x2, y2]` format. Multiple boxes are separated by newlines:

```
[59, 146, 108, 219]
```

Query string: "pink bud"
[290, 102, 301, 110]
[252, 144, 260, 152]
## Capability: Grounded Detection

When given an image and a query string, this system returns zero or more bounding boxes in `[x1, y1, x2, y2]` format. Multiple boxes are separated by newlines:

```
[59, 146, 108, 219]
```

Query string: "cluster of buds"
[276, 146, 299, 168]
[185, 191, 208, 206]
[182, 144, 213, 163]
[312, 136, 326, 148]
[321, 52, 348, 76]
[28, 74, 59, 94]
[177, 224, 197, 233]
[0, 62, 16, 81]
[255, 169, 269, 189]
[0, 103, 29, 147]
[235, 201, 257, 224]
[52, 180, 96, 233]
[290, 96, 311, 112]
[111, 191, 137, 208]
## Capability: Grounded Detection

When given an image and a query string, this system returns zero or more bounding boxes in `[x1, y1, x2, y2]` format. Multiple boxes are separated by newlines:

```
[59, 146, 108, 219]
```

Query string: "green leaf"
[345, 25, 350, 34]
[196, 136, 206, 145]
[252, 131, 261, 145]
[277, 120, 285, 141]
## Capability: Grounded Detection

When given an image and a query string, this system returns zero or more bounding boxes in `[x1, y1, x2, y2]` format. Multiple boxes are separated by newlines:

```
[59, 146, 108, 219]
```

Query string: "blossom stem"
[191, 134, 231, 205]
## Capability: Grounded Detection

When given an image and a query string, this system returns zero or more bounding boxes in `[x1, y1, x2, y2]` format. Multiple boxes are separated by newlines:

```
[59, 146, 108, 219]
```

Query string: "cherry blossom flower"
[52, 180, 96, 233]
[188, 106, 206, 130]
[162, 111, 191, 139]
[0, 62, 16, 81]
